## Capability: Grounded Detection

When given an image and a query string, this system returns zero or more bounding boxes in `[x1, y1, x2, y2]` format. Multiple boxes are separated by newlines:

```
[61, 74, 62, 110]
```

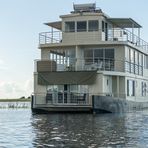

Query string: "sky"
[0, 0, 148, 99]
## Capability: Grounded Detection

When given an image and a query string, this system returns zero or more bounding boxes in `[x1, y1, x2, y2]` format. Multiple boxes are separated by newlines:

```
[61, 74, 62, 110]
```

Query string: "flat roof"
[44, 21, 62, 30]
[44, 18, 141, 30]
[107, 18, 142, 28]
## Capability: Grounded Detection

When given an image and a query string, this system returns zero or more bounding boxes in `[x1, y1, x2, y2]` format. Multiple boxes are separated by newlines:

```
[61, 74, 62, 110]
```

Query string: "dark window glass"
[105, 49, 114, 59]
[65, 22, 75, 32]
[84, 50, 93, 64]
[142, 82, 147, 96]
[77, 21, 87, 32]
[127, 80, 135, 96]
[94, 49, 103, 59]
[145, 56, 148, 69]
[130, 49, 134, 63]
[102, 21, 105, 32]
[88, 20, 99, 31]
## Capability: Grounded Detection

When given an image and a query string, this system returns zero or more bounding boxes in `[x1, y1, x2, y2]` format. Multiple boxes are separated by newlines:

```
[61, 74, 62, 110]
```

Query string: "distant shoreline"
[0, 99, 31, 102]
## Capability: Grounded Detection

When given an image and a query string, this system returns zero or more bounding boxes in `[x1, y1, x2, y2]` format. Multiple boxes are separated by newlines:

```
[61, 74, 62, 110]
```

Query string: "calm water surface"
[1, 105, 148, 147]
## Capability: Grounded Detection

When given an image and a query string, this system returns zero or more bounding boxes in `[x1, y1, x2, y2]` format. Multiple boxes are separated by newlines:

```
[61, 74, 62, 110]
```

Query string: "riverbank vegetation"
[0, 98, 31, 102]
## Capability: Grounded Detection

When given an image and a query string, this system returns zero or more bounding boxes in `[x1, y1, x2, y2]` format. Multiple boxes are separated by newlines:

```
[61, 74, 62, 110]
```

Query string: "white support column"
[132, 23, 134, 43]
[75, 45, 83, 71]
[51, 27, 53, 43]
[117, 76, 120, 98]
[113, 25, 114, 40]
[138, 28, 140, 46]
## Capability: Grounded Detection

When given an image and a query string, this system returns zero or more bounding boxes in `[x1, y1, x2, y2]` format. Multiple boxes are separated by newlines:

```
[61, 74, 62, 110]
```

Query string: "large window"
[144, 55, 148, 69]
[88, 20, 99, 31]
[84, 49, 114, 60]
[84, 48, 114, 70]
[65, 22, 75, 32]
[139, 53, 143, 75]
[135, 51, 139, 74]
[105, 49, 114, 59]
[125, 48, 130, 61]
[49, 49, 76, 71]
[139, 53, 143, 66]
[141, 82, 147, 97]
[77, 21, 87, 32]
[130, 49, 134, 63]
[125, 48, 130, 72]
[125, 48, 144, 75]
[94, 49, 103, 61]
[84, 50, 93, 64]
[127, 80, 135, 96]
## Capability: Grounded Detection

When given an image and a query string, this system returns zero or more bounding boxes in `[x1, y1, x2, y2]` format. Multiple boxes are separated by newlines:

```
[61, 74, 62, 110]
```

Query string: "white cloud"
[0, 59, 8, 70]
[0, 79, 33, 99]
[0, 59, 4, 65]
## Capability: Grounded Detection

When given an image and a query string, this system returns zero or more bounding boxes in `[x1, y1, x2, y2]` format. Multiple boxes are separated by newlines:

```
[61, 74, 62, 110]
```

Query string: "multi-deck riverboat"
[32, 3, 148, 113]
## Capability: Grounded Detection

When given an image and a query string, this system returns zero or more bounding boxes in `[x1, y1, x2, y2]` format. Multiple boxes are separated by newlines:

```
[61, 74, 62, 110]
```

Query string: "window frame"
[88, 20, 99, 32]
[127, 80, 135, 97]
[65, 21, 75, 32]
[77, 21, 87, 32]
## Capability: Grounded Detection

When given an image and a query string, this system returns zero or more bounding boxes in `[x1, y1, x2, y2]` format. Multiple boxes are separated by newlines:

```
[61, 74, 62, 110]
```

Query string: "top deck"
[39, 3, 148, 53]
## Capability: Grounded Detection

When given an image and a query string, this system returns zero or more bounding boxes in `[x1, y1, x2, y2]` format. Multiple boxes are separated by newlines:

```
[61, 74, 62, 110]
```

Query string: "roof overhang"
[107, 18, 142, 28]
[44, 21, 62, 30]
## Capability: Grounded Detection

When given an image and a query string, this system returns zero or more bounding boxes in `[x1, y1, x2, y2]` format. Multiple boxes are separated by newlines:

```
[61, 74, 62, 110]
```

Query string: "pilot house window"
[77, 21, 87, 32]
[65, 22, 75, 32]
[88, 20, 99, 31]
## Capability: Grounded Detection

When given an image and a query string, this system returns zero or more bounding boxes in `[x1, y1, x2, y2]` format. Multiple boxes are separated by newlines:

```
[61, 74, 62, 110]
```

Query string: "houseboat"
[32, 3, 148, 113]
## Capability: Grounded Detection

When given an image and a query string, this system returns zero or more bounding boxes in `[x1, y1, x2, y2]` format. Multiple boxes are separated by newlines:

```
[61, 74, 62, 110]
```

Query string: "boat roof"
[44, 21, 62, 30]
[44, 18, 141, 30]
[107, 18, 142, 28]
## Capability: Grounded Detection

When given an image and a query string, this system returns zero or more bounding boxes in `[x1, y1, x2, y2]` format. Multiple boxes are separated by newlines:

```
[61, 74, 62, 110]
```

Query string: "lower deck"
[32, 105, 92, 113]
[33, 69, 148, 113]
[32, 95, 148, 113]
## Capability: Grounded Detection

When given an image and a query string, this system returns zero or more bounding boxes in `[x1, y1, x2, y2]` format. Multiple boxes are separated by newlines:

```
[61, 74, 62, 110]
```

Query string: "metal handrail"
[39, 29, 148, 52]
[33, 92, 128, 106]
[34, 58, 144, 75]
[34, 92, 90, 105]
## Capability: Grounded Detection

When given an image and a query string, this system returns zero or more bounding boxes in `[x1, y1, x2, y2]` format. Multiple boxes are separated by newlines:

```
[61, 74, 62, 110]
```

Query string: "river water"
[0, 105, 148, 147]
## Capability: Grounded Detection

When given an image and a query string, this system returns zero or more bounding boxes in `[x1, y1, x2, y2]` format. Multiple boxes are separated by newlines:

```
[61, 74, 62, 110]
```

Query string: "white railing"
[34, 92, 127, 106]
[35, 58, 144, 75]
[34, 92, 90, 105]
[39, 31, 62, 44]
[39, 29, 148, 52]
[108, 28, 148, 52]
[35, 58, 123, 72]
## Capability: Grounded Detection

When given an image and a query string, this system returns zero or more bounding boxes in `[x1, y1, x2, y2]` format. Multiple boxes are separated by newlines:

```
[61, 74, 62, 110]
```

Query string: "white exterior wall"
[114, 46, 125, 72]
[34, 73, 46, 104]
[41, 49, 50, 60]
[119, 77, 125, 98]
[75, 46, 84, 70]
[89, 74, 113, 96]
[143, 67, 148, 78]
[89, 73, 104, 95]
[62, 32, 102, 44]
[103, 75, 112, 95]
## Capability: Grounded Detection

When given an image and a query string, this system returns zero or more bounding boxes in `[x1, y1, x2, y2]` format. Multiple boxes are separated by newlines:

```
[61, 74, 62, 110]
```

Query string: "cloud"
[0, 79, 33, 99]
[0, 59, 4, 65]
[0, 59, 8, 70]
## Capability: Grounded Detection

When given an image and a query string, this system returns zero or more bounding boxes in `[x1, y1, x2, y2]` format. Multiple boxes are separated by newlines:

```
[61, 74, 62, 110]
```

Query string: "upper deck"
[39, 3, 148, 53]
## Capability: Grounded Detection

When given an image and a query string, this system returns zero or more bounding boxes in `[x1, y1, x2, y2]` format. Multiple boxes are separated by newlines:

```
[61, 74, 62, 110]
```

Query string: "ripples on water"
[1, 106, 148, 147]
